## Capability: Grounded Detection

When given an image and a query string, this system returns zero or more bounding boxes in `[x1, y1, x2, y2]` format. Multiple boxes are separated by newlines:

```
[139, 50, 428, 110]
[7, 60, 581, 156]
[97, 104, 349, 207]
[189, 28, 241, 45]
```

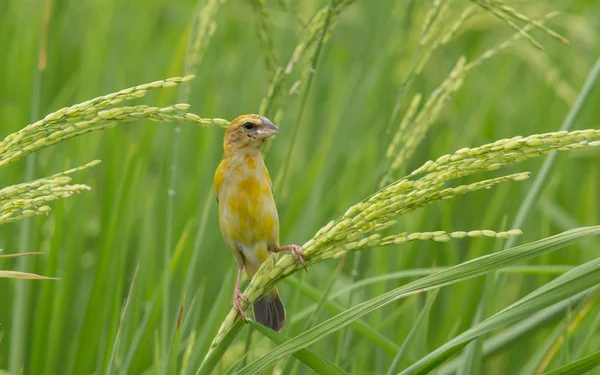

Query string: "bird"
[214, 114, 305, 331]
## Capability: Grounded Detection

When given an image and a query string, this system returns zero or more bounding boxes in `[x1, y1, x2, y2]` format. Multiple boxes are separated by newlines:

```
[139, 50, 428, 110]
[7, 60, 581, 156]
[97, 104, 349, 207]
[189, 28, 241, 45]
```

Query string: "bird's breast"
[216, 153, 279, 252]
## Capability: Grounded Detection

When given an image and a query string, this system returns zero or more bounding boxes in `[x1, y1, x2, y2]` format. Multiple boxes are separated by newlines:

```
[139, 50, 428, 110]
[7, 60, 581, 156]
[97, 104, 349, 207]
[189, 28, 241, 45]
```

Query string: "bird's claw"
[289, 245, 307, 272]
[234, 288, 248, 321]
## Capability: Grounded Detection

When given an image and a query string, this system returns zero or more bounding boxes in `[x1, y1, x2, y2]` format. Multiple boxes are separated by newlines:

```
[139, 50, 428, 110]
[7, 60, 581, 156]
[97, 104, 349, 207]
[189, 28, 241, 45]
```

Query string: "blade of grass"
[69, 146, 137, 375]
[387, 289, 439, 375]
[287, 276, 401, 354]
[284, 257, 346, 374]
[0, 271, 57, 280]
[250, 320, 348, 375]
[287, 264, 573, 322]
[458, 216, 508, 375]
[573, 309, 600, 359]
[187, 268, 236, 375]
[106, 262, 140, 374]
[542, 349, 600, 375]
[517, 289, 599, 375]
[334, 252, 362, 365]
[438, 289, 593, 374]
[533, 289, 600, 374]
[399, 257, 600, 375]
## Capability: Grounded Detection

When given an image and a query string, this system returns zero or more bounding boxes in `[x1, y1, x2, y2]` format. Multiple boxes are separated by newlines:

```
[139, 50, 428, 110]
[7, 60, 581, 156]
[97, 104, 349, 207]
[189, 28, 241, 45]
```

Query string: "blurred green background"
[1, 0, 600, 374]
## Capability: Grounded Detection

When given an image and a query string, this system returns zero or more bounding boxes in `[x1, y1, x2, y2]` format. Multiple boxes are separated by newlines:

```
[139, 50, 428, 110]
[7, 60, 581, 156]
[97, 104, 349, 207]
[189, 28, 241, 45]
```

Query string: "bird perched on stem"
[214, 114, 305, 331]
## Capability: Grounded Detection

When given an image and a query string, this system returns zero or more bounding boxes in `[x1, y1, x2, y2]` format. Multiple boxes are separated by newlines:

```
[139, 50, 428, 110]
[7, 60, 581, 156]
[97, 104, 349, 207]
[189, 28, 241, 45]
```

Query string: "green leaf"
[250, 320, 348, 375]
[287, 277, 401, 354]
[517, 290, 600, 375]
[438, 290, 592, 374]
[195, 320, 244, 375]
[387, 289, 439, 375]
[0, 271, 57, 280]
[399, 257, 600, 374]
[234, 226, 600, 374]
[542, 350, 600, 375]
[0, 253, 52, 279]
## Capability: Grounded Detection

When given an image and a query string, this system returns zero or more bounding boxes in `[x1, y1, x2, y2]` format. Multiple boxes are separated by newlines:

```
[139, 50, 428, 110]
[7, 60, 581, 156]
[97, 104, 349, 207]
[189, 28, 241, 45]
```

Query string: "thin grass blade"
[250, 320, 348, 375]
[399, 257, 600, 374]
[387, 289, 439, 375]
[542, 350, 600, 375]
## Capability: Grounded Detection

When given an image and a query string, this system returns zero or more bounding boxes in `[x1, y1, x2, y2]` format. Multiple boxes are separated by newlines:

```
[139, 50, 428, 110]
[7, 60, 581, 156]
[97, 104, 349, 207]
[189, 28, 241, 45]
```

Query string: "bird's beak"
[256, 118, 280, 139]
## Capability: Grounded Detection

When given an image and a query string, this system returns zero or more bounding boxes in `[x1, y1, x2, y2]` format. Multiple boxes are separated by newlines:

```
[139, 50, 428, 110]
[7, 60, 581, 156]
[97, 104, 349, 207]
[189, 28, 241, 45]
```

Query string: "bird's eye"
[243, 122, 255, 130]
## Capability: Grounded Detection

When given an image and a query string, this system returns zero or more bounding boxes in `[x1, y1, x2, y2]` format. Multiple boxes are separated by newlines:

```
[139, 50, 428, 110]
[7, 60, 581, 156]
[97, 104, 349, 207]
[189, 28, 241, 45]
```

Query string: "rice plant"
[1, 1, 600, 375]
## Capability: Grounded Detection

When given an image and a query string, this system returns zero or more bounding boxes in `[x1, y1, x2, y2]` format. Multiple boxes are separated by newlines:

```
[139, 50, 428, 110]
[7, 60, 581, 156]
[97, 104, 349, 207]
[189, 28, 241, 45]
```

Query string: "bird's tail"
[253, 288, 286, 331]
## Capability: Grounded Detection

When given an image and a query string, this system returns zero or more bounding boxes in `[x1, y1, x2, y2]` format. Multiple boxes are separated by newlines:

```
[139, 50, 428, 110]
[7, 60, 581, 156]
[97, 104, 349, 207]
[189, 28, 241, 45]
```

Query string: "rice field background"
[1, 0, 600, 374]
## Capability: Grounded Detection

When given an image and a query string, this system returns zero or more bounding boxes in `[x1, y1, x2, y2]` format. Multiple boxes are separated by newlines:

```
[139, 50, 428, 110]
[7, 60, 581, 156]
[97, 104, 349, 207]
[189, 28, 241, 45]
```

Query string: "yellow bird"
[214, 114, 305, 331]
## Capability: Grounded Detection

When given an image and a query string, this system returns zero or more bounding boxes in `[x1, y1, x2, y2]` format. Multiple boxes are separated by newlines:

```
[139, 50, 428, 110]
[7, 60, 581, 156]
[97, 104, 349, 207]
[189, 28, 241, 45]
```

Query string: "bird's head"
[224, 114, 279, 153]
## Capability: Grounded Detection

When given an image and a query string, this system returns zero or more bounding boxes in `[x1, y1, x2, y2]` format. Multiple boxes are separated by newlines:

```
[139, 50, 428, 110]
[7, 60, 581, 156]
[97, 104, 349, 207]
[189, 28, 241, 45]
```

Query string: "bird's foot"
[275, 244, 307, 272]
[234, 287, 249, 320]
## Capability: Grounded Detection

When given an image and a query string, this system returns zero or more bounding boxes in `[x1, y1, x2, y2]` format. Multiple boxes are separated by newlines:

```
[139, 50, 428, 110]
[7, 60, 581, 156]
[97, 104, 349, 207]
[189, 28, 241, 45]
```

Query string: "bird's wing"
[214, 161, 226, 203]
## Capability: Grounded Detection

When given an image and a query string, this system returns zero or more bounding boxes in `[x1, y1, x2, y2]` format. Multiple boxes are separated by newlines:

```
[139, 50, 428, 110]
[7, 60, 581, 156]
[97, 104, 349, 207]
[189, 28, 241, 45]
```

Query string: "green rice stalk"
[258, 0, 357, 117]
[0, 163, 98, 225]
[471, 0, 540, 49]
[387, 56, 466, 176]
[379, 0, 447, 153]
[384, 11, 560, 182]
[415, 5, 479, 74]
[385, 93, 422, 161]
[419, 0, 453, 48]
[378, 0, 456, 185]
[517, 47, 577, 106]
[487, 0, 568, 43]
[0, 76, 228, 169]
[463, 12, 560, 74]
[180, 0, 224, 101]
[2, 76, 193, 141]
[470, 0, 567, 49]
[0, 103, 226, 168]
[251, 0, 278, 74]
[185, 0, 224, 76]
[276, 0, 305, 26]
[273, 0, 336, 194]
